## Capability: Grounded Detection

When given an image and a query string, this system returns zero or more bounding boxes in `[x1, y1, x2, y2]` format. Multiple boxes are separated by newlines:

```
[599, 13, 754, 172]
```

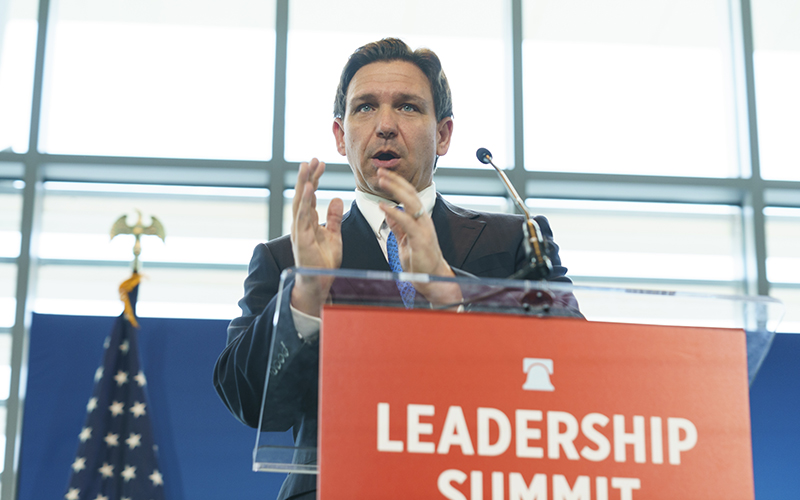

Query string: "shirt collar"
[355, 182, 437, 238]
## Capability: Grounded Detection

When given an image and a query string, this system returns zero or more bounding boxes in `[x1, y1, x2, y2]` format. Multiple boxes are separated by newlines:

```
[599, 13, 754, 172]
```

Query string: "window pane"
[39, 0, 276, 159]
[522, 0, 737, 177]
[768, 287, 800, 334]
[0, 178, 22, 327]
[765, 207, 800, 285]
[765, 206, 800, 332]
[752, 0, 800, 181]
[0, 334, 9, 401]
[34, 182, 268, 319]
[0, 265, 16, 327]
[0, 0, 37, 153]
[34, 265, 246, 320]
[284, 0, 511, 169]
[39, 182, 268, 265]
[526, 199, 744, 293]
[0, 179, 23, 258]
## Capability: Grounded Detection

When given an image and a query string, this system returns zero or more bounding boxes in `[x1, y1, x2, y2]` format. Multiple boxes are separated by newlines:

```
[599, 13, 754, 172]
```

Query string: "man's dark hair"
[333, 38, 453, 122]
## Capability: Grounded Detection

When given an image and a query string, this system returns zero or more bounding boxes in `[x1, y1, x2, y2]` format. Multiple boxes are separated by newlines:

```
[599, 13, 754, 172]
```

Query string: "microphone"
[477, 148, 553, 281]
[476, 148, 492, 164]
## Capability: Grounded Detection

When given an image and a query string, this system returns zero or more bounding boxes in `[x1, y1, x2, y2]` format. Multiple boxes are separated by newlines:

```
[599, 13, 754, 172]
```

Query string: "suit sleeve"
[213, 242, 318, 430]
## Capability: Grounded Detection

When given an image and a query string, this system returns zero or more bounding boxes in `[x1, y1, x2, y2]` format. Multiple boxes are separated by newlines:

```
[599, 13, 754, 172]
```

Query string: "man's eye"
[357, 104, 373, 112]
[401, 104, 417, 112]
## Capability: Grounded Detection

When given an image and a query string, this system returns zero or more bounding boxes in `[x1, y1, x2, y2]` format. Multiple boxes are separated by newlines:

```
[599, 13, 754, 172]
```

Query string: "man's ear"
[333, 118, 347, 156]
[436, 117, 454, 156]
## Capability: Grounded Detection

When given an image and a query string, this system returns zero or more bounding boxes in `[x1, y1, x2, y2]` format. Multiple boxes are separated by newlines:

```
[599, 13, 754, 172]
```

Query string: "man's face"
[333, 60, 453, 199]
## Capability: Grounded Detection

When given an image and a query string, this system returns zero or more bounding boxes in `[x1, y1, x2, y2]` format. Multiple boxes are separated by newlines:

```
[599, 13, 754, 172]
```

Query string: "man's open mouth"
[374, 151, 399, 161]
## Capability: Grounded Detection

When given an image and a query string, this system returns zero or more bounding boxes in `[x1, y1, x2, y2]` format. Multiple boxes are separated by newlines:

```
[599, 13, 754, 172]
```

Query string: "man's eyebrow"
[349, 93, 378, 104]
[348, 92, 429, 107]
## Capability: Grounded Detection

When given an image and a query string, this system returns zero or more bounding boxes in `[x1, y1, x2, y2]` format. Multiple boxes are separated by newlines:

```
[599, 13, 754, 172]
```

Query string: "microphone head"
[476, 147, 492, 164]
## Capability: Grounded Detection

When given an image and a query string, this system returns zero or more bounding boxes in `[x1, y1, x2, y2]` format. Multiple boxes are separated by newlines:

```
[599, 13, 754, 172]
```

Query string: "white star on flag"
[109, 401, 125, 416]
[94, 494, 108, 500]
[126, 433, 142, 449]
[121, 465, 136, 482]
[103, 336, 110, 349]
[98, 462, 114, 478]
[79, 427, 92, 442]
[65, 487, 80, 500]
[149, 469, 164, 486]
[114, 370, 129, 386]
[104, 432, 119, 447]
[94, 367, 103, 382]
[71, 457, 86, 473]
[86, 397, 98, 412]
[130, 401, 146, 418]
[134, 370, 147, 387]
[119, 339, 130, 354]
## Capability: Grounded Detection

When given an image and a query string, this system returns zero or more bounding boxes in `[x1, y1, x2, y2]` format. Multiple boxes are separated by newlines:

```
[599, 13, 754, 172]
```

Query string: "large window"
[0, 0, 38, 153]
[522, 0, 737, 177]
[39, 0, 277, 159]
[751, 0, 800, 180]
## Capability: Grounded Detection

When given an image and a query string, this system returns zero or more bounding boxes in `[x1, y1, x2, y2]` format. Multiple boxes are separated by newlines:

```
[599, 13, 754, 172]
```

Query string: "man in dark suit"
[213, 38, 572, 500]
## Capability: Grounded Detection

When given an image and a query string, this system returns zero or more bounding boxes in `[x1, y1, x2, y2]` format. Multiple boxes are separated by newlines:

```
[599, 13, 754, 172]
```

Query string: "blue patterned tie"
[386, 228, 416, 308]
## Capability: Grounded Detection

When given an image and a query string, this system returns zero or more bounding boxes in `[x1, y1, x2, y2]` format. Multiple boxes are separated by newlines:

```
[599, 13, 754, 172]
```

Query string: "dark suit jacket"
[213, 195, 572, 499]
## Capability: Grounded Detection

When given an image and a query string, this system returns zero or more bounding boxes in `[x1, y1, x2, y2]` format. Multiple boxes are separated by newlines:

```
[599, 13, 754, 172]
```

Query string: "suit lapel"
[339, 196, 485, 272]
[432, 195, 485, 269]
[340, 202, 391, 272]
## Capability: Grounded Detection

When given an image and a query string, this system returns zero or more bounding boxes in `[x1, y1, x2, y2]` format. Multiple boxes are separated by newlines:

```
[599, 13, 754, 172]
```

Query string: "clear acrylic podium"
[252, 267, 784, 474]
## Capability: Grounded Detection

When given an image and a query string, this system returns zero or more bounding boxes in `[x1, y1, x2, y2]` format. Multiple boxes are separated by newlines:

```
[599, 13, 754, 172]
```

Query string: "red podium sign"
[318, 305, 753, 500]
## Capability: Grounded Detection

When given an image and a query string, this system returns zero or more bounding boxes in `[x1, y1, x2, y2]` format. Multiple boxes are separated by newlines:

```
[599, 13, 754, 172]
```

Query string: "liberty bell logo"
[522, 358, 555, 391]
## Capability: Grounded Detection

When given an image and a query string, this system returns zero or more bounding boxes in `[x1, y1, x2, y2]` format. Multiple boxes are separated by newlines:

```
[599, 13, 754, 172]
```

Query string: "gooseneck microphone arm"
[476, 148, 553, 281]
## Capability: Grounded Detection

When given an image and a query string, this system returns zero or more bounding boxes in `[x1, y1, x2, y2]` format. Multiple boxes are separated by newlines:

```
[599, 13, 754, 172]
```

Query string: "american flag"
[64, 283, 165, 500]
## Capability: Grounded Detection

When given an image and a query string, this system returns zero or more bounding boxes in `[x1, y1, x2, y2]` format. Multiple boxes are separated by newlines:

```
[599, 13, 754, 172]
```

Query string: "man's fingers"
[326, 198, 344, 235]
[377, 169, 422, 212]
[292, 161, 311, 215]
[309, 159, 325, 190]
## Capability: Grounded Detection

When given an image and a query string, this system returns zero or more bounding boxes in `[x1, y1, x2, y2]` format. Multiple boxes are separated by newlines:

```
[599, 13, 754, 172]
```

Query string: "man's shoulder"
[435, 194, 525, 226]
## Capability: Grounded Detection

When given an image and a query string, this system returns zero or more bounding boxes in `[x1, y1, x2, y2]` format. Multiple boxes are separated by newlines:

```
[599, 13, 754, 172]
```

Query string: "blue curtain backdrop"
[19, 314, 285, 500]
[18, 314, 800, 499]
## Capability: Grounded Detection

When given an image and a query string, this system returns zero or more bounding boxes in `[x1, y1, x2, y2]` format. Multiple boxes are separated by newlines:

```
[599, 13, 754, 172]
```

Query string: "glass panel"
[34, 265, 246, 320]
[40, 0, 276, 159]
[764, 207, 800, 333]
[0, 406, 6, 472]
[0, 179, 23, 257]
[0, 333, 10, 401]
[0, 0, 37, 153]
[39, 182, 268, 265]
[526, 199, 744, 293]
[253, 268, 782, 473]
[284, 0, 511, 169]
[522, 0, 737, 177]
[34, 182, 268, 319]
[0, 264, 16, 327]
[751, 0, 800, 181]
[768, 287, 800, 334]
[765, 207, 800, 284]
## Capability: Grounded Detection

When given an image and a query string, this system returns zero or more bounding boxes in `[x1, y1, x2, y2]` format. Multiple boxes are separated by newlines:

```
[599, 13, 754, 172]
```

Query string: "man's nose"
[375, 108, 398, 139]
